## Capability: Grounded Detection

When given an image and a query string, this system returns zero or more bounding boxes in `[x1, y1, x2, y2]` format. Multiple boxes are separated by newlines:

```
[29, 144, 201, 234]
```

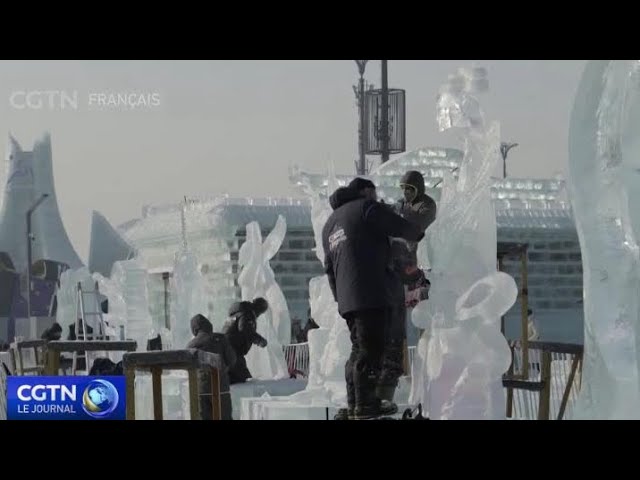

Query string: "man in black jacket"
[223, 297, 269, 384]
[187, 314, 237, 420]
[378, 170, 437, 403]
[322, 178, 424, 420]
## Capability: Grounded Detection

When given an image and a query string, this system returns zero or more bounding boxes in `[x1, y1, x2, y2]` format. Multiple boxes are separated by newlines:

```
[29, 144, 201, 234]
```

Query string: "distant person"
[527, 308, 539, 341]
[187, 314, 237, 420]
[41, 323, 62, 342]
[302, 310, 319, 342]
[223, 297, 269, 384]
[291, 318, 304, 344]
[323, 178, 424, 420]
[378, 171, 437, 403]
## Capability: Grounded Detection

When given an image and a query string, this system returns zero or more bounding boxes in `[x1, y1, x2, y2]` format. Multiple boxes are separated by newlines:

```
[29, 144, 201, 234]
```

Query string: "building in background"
[119, 147, 583, 343]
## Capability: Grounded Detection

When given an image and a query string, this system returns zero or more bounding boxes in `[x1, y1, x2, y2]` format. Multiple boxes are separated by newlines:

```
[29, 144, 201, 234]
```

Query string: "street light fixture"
[354, 60, 369, 175]
[500, 142, 519, 179]
[26, 193, 49, 326]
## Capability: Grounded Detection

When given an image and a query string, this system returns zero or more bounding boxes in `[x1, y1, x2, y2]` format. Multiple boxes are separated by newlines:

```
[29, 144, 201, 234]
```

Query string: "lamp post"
[380, 60, 390, 164]
[26, 193, 49, 325]
[500, 142, 519, 179]
[354, 60, 369, 175]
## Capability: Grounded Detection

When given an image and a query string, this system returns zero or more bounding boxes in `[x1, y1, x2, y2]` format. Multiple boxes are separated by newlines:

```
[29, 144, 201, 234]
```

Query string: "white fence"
[283, 343, 310, 377]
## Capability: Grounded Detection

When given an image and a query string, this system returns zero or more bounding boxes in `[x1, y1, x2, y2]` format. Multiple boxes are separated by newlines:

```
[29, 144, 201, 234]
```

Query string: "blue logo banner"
[7, 376, 126, 420]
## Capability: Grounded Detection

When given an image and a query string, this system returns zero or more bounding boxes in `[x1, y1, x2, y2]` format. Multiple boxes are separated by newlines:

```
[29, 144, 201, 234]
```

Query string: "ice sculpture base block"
[230, 378, 307, 419]
[240, 397, 416, 420]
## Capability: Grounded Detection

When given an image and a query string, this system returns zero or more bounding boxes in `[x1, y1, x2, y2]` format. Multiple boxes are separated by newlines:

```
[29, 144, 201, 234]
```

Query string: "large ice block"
[170, 249, 209, 349]
[409, 65, 517, 419]
[111, 259, 154, 351]
[567, 60, 640, 419]
[56, 267, 102, 334]
[92, 271, 126, 339]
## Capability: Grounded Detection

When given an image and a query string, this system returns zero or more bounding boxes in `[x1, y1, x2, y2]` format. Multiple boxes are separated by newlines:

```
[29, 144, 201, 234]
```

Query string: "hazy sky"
[0, 60, 587, 262]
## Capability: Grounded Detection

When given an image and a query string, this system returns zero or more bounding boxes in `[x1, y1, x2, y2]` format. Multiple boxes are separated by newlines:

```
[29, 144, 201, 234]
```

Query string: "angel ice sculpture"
[288, 164, 352, 406]
[239, 215, 289, 380]
[409, 66, 517, 419]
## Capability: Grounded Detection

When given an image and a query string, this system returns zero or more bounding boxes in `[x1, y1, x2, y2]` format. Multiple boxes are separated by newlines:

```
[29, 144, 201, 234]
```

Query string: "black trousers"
[379, 303, 407, 390]
[229, 354, 252, 385]
[345, 308, 388, 408]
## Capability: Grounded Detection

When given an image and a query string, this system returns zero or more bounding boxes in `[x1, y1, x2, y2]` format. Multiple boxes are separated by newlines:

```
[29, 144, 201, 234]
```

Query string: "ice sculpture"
[169, 199, 214, 348]
[122, 197, 236, 335]
[409, 66, 517, 419]
[88, 211, 135, 278]
[239, 217, 289, 380]
[170, 250, 209, 349]
[567, 60, 640, 419]
[0, 133, 82, 273]
[111, 259, 154, 352]
[288, 164, 351, 406]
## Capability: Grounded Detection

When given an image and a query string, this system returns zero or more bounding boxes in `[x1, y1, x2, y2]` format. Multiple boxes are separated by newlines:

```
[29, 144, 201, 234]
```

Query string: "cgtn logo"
[7, 376, 125, 420]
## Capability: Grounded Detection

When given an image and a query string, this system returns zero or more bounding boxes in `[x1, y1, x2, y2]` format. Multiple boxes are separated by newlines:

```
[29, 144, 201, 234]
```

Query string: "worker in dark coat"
[41, 322, 62, 341]
[323, 178, 424, 420]
[378, 170, 438, 402]
[187, 314, 237, 420]
[223, 297, 268, 384]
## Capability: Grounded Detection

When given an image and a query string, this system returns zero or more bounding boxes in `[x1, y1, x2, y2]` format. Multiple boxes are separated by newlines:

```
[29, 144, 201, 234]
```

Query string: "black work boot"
[335, 381, 356, 420]
[376, 384, 397, 403]
[355, 384, 398, 420]
[354, 399, 398, 420]
[334, 407, 355, 420]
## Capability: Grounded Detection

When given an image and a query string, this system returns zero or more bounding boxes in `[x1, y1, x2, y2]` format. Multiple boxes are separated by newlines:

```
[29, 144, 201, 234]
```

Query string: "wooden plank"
[210, 368, 221, 420]
[123, 349, 221, 371]
[151, 367, 163, 420]
[520, 251, 529, 379]
[502, 379, 545, 392]
[50, 351, 60, 376]
[47, 340, 137, 353]
[14, 340, 46, 349]
[538, 351, 552, 420]
[188, 369, 199, 420]
[125, 367, 136, 420]
[17, 346, 24, 375]
[505, 344, 514, 418]
[557, 353, 581, 420]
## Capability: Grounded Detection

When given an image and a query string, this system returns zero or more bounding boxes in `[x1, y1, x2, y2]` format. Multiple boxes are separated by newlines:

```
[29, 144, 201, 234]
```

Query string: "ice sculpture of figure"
[239, 217, 289, 380]
[169, 199, 212, 349]
[567, 60, 640, 419]
[288, 164, 352, 406]
[171, 250, 209, 350]
[409, 66, 517, 419]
